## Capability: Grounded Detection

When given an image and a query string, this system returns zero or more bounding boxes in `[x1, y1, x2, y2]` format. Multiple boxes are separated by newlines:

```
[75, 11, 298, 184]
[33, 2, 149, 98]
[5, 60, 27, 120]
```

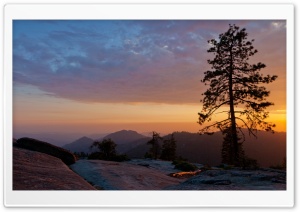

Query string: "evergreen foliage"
[146, 131, 162, 159]
[198, 24, 277, 165]
[221, 127, 244, 165]
[174, 161, 198, 172]
[89, 138, 129, 162]
[160, 133, 177, 161]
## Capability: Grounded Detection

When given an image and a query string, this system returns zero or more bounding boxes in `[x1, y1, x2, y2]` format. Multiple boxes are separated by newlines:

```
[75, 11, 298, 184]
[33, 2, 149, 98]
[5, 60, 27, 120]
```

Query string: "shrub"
[241, 156, 259, 170]
[172, 157, 188, 165]
[217, 164, 234, 170]
[112, 154, 130, 162]
[270, 157, 286, 170]
[174, 161, 198, 172]
[88, 152, 106, 160]
[89, 139, 129, 162]
[91, 139, 117, 160]
[144, 152, 153, 159]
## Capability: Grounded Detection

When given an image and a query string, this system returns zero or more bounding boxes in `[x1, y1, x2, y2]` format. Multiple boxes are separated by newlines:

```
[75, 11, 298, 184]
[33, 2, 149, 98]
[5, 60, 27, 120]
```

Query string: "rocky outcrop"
[70, 160, 184, 190]
[16, 137, 76, 165]
[165, 169, 286, 190]
[70, 160, 286, 190]
[13, 148, 96, 190]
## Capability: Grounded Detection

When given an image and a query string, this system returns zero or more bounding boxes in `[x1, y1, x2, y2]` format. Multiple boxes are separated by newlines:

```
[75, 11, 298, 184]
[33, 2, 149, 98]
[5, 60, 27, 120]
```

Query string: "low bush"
[172, 157, 188, 166]
[270, 164, 285, 170]
[112, 154, 130, 162]
[174, 161, 198, 172]
[241, 157, 259, 170]
[88, 152, 106, 160]
[217, 164, 234, 170]
[144, 152, 153, 159]
[270, 158, 286, 170]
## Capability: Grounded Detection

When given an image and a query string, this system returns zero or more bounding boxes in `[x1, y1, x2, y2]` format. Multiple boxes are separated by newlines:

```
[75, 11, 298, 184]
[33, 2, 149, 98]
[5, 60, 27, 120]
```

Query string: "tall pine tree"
[146, 131, 162, 159]
[198, 24, 277, 165]
[160, 133, 177, 161]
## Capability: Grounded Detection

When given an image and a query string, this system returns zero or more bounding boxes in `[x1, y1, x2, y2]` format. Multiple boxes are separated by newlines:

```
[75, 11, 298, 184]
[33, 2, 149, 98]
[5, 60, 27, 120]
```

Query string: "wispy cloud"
[13, 20, 286, 104]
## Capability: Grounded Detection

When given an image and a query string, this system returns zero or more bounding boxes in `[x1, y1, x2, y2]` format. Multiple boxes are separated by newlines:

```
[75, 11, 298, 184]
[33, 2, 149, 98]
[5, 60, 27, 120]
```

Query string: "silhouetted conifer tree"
[91, 138, 117, 160]
[198, 24, 277, 165]
[221, 127, 244, 164]
[146, 131, 162, 159]
[160, 133, 177, 161]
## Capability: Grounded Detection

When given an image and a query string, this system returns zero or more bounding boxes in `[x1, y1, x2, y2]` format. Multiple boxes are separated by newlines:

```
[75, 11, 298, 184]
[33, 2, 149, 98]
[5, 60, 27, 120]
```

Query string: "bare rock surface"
[70, 159, 185, 190]
[165, 169, 286, 190]
[71, 159, 286, 190]
[13, 148, 96, 190]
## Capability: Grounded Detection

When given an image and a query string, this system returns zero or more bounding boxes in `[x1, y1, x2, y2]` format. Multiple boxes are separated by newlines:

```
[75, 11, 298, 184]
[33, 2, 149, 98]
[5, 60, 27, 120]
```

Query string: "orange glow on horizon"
[13, 90, 286, 135]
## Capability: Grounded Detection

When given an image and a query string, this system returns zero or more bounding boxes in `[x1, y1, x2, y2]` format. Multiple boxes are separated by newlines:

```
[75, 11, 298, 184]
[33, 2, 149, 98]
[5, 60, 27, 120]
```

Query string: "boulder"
[13, 148, 96, 190]
[16, 137, 76, 165]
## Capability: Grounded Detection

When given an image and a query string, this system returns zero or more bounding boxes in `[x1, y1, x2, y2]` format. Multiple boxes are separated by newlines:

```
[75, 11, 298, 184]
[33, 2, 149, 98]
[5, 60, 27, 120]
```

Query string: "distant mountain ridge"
[61, 129, 286, 168]
[63, 130, 150, 154]
[103, 130, 147, 144]
[102, 130, 149, 154]
[126, 130, 286, 168]
[63, 136, 95, 154]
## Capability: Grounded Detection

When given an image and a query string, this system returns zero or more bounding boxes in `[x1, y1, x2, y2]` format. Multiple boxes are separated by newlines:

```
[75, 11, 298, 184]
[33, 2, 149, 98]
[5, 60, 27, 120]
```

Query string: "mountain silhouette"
[61, 129, 286, 167]
[126, 130, 286, 168]
[103, 130, 147, 144]
[63, 136, 95, 154]
[116, 137, 150, 154]
[103, 130, 149, 153]
[63, 130, 150, 154]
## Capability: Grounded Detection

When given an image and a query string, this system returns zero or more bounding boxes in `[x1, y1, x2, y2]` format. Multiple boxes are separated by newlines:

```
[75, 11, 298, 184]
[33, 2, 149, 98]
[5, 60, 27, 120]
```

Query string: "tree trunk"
[229, 47, 239, 165]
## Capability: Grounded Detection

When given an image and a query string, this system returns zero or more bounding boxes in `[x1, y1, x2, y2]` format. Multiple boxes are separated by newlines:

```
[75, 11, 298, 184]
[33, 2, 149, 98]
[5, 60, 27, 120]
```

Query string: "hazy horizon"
[13, 126, 287, 148]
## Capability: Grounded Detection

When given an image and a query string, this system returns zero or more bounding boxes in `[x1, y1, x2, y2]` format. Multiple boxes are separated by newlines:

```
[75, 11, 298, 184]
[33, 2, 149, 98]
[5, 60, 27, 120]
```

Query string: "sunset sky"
[13, 20, 286, 136]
